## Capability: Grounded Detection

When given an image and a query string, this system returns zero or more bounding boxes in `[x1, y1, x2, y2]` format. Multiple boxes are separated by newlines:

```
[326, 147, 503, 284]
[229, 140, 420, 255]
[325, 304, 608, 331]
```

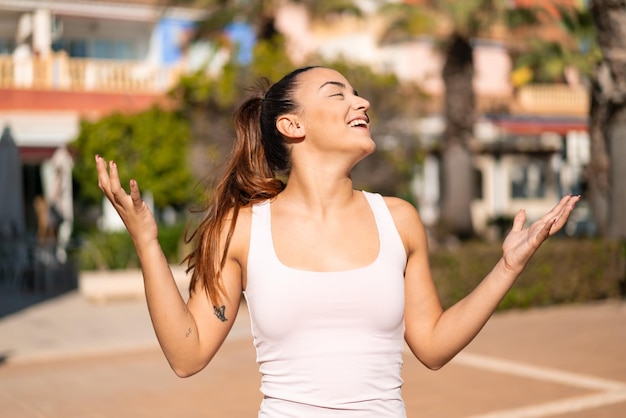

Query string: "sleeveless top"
[244, 191, 408, 417]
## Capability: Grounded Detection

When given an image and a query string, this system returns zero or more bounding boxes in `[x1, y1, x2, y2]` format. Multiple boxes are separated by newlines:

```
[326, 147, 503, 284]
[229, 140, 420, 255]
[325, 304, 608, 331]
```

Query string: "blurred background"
[0, 0, 624, 314]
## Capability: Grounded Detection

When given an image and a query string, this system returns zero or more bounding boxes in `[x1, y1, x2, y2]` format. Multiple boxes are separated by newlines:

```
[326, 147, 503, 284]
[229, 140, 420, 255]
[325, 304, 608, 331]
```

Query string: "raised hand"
[95, 155, 158, 248]
[501, 194, 581, 274]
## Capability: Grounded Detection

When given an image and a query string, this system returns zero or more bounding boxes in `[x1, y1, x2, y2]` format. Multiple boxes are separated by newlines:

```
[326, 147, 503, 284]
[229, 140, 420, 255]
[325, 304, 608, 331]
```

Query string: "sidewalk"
[0, 269, 625, 417]
[0, 266, 251, 364]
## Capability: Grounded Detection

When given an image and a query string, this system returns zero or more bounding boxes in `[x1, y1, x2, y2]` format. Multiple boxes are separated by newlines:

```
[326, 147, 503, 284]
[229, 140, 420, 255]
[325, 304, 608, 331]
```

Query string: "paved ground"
[0, 269, 625, 418]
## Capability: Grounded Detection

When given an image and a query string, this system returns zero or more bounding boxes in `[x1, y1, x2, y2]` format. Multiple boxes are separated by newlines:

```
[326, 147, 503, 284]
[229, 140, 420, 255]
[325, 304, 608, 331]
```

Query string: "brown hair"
[184, 66, 320, 304]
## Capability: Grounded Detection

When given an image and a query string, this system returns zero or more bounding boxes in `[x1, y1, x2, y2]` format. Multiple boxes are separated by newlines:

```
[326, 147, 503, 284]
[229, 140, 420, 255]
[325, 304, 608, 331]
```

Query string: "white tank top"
[244, 191, 408, 417]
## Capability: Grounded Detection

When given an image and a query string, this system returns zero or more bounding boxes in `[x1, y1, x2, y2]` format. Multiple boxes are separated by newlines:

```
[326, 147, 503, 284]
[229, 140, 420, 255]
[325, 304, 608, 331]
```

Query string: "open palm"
[95, 155, 158, 248]
[502, 195, 581, 274]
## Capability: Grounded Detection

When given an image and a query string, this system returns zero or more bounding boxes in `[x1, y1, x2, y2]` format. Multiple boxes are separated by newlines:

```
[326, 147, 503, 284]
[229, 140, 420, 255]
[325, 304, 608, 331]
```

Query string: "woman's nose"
[354, 96, 370, 111]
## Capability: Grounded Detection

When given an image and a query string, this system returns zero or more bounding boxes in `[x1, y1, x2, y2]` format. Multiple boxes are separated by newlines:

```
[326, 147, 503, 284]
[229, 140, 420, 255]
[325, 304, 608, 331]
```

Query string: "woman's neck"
[277, 168, 357, 215]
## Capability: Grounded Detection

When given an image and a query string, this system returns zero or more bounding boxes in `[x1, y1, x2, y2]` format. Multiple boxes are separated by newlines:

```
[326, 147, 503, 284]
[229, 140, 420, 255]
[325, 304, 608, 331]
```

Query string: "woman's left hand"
[502, 194, 581, 273]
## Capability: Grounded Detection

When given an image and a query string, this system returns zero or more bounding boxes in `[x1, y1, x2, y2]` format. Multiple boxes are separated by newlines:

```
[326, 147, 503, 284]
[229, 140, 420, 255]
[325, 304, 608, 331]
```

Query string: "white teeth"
[349, 119, 367, 127]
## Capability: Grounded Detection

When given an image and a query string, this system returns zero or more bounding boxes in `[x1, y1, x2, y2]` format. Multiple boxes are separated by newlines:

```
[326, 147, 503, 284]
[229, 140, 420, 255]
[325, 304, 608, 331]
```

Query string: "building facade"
[0, 0, 592, 281]
[0, 0, 204, 291]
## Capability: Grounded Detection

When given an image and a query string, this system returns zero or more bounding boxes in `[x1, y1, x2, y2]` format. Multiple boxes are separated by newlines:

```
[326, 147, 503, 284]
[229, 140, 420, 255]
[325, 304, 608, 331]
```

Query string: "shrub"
[78, 223, 187, 271]
[79, 231, 625, 311]
[430, 238, 625, 310]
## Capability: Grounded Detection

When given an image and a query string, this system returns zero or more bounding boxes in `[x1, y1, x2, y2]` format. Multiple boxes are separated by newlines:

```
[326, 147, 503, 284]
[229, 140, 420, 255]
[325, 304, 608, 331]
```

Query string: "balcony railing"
[0, 53, 181, 93]
[0, 54, 591, 117]
[512, 84, 589, 116]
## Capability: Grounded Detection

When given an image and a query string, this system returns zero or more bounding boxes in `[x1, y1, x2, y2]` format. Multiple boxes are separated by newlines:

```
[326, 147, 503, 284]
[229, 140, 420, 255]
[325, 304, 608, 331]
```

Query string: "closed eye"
[331, 90, 357, 98]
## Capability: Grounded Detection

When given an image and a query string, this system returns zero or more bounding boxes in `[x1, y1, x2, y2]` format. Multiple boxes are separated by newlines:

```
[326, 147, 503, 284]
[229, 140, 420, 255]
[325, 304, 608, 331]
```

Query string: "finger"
[95, 155, 112, 196]
[108, 160, 126, 201]
[563, 194, 582, 213]
[511, 209, 526, 232]
[549, 195, 581, 235]
[540, 216, 558, 241]
[542, 194, 574, 223]
[129, 179, 143, 209]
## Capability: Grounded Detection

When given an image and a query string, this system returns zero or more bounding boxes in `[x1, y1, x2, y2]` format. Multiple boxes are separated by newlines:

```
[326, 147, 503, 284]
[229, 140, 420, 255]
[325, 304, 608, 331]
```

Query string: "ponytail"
[185, 66, 319, 304]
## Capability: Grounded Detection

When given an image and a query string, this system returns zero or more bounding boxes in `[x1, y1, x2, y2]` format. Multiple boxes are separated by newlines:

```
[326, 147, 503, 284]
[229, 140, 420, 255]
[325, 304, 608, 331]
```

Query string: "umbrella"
[0, 126, 26, 285]
[0, 125, 25, 239]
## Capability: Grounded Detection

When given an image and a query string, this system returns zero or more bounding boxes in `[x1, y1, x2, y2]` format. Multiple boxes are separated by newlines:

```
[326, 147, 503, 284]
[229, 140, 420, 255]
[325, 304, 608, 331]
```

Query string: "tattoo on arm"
[185, 327, 192, 337]
[213, 305, 227, 322]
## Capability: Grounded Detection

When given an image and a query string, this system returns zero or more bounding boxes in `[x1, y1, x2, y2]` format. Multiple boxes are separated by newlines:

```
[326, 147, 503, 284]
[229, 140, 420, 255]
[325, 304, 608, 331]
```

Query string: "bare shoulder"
[227, 205, 253, 262]
[382, 196, 426, 253]
[382, 196, 422, 227]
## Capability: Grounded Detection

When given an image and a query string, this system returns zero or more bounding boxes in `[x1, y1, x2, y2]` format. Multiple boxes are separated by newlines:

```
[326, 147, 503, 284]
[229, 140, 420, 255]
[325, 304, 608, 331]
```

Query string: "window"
[510, 158, 547, 199]
[474, 167, 483, 199]
[52, 38, 135, 60]
[0, 38, 15, 55]
[92, 39, 133, 60]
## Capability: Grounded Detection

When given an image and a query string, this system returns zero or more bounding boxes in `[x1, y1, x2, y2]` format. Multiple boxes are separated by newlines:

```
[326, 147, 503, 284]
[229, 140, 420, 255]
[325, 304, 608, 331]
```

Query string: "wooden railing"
[0, 53, 181, 93]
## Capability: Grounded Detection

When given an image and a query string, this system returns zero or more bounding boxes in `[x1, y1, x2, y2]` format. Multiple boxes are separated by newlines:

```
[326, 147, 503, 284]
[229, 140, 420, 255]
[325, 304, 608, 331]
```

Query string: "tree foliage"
[171, 35, 296, 114]
[71, 107, 194, 209]
[512, 5, 601, 85]
[169, 0, 361, 43]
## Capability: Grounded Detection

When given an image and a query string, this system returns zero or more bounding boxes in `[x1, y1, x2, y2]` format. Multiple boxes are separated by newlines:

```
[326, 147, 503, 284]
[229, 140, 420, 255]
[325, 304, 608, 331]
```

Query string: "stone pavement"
[0, 268, 625, 417]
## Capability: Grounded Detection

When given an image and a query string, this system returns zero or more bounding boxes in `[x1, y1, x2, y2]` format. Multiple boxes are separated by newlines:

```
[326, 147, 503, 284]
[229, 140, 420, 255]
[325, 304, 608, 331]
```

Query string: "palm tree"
[378, 0, 542, 239]
[509, 4, 614, 237]
[589, 0, 626, 240]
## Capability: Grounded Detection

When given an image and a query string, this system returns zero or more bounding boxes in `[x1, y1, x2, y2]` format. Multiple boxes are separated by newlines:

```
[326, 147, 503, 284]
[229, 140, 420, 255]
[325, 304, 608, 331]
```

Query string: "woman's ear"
[276, 115, 305, 139]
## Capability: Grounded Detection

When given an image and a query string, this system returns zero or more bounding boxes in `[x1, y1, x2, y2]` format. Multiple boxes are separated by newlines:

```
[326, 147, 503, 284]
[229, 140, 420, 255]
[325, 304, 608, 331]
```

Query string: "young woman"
[95, 66, 580, 417]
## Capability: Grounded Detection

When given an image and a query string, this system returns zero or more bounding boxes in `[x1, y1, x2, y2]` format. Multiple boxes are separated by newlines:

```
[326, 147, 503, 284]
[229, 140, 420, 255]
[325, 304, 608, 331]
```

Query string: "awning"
[19, 146, 58, 164]
[486, 114, 589, 135]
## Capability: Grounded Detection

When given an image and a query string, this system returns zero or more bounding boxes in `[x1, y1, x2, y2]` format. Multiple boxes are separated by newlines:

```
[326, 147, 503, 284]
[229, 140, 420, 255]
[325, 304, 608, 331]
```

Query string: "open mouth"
[348, 118, 369, 129]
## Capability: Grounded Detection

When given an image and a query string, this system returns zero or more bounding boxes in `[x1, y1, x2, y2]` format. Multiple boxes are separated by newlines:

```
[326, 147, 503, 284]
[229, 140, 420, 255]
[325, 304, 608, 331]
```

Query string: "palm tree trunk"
[440, 33, 476, 239]
[607, 119, 626, 239]
[590, 0, 626, 239]
[586, 63, 611, 236]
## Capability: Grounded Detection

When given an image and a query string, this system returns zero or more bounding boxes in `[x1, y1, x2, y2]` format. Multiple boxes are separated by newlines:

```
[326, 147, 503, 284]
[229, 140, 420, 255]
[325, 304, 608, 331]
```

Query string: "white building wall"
[473, 40, 513, 97]
[0, 112, 79, 147]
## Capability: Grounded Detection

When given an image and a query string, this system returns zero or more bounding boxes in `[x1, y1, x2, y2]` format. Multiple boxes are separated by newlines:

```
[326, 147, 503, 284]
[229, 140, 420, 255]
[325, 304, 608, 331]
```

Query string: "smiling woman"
[95, 66, 580, 417]
[290, 68, 375, 167]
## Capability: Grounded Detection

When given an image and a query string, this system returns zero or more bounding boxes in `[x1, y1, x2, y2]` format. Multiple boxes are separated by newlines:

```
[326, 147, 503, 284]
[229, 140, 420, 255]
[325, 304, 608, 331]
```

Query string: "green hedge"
[78, 231, 625, 310]
[430, 238, 626, 310]
[77, 222, 187, 271]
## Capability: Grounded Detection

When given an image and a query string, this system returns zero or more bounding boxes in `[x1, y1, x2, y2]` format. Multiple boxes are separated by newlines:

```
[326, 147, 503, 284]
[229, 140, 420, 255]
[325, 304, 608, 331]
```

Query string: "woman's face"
[290, 67, 375, 161]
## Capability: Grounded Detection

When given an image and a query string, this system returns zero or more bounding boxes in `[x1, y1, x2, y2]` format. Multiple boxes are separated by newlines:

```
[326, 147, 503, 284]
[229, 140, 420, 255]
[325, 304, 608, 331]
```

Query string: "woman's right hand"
[95, 155, 158, 248]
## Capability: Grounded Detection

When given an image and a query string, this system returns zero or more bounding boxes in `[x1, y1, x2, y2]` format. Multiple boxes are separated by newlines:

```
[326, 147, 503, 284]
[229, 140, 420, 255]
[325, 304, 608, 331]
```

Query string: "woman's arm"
[389, 194, 580, 370]
[95, 156, 243, 377]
